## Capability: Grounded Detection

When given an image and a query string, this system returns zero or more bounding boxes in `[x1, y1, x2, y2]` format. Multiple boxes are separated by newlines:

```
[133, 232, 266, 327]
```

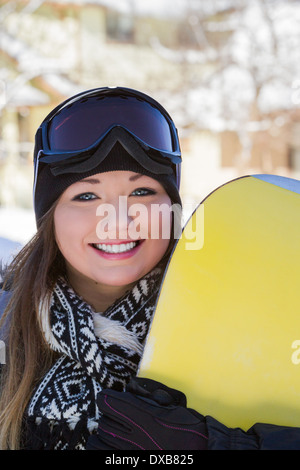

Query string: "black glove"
[86, 377, 208, 450]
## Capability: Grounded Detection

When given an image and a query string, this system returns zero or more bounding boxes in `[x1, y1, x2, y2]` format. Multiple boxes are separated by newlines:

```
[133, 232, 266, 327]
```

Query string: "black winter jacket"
[206, 416, 300, 450]
[0, 288, 10, 340]
[0, 288, 300, 450]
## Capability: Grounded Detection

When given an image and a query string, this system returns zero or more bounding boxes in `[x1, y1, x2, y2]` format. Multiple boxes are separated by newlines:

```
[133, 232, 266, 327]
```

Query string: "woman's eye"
[73, 192, 98, 201]
[131, 188, 156, 197]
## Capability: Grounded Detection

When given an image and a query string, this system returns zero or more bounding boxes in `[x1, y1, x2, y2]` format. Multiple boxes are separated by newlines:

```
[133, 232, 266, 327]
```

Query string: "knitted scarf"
[25, 266, 162, 450]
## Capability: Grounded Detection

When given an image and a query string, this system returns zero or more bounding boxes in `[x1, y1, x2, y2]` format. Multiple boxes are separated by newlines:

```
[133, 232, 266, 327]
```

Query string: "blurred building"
[0, 0, 299, 214]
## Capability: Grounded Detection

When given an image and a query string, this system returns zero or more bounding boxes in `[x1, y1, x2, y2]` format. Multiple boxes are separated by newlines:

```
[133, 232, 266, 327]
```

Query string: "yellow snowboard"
[138, 175, 300, 430]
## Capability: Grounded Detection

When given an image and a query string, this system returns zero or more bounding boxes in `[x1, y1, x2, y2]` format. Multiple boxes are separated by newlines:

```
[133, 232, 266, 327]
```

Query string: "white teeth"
[93, 241, 138, 253]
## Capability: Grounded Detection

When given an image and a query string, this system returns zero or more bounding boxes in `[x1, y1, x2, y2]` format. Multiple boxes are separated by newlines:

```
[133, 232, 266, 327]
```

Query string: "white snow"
[0, 207, 36, 265]
[0, 236, 22, 266]
[0, 207, 36, 244]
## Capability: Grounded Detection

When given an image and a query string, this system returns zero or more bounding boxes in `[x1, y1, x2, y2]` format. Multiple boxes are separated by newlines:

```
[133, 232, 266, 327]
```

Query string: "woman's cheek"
[128, 199, 173, 241]
[148, 203, 173, 240]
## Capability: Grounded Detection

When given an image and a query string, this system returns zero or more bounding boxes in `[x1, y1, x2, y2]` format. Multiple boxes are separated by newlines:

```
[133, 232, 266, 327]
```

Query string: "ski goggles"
[34, 87, 182, 191]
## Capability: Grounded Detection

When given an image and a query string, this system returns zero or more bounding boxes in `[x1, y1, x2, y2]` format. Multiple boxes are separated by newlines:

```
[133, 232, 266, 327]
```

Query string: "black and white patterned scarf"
[25, 266, 162, 450]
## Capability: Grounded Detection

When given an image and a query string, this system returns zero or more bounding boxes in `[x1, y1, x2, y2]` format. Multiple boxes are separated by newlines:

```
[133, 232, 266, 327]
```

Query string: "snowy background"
[0, 207, 35, 266]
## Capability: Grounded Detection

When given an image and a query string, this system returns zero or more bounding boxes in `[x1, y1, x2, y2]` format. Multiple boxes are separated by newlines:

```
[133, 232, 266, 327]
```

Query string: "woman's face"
[54, 171, 173, 305]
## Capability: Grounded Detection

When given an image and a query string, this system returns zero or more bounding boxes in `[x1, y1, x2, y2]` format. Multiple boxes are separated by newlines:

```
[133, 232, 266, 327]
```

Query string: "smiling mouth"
[92, 241, 140, 254]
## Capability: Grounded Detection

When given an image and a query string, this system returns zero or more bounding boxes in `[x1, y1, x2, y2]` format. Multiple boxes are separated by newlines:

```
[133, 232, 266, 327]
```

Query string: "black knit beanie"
[34, 142, 181, 224]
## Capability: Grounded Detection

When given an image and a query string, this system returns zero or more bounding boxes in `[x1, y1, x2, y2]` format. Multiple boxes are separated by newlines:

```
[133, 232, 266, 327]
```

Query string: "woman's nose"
[96, 196, 132, 240]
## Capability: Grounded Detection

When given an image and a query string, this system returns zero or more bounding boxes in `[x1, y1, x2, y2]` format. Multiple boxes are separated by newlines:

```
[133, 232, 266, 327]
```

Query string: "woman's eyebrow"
[78, 178, 101, 184]
[129, 174, 143, 181]
[78, 174, 144, 184]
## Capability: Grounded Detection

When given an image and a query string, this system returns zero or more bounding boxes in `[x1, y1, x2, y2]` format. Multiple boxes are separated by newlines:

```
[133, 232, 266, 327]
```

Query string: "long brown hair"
[0, 193, 180, 449]
[0, 204, 64, 450]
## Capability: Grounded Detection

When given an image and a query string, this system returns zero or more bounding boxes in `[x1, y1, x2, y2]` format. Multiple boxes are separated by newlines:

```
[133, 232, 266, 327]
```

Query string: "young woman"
[0, 87, 182, 450]
[1, 86, 300, 451]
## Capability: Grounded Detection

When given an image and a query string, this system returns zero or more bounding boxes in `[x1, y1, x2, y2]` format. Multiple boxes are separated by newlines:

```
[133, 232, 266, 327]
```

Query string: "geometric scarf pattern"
[25, 266, 162, 449]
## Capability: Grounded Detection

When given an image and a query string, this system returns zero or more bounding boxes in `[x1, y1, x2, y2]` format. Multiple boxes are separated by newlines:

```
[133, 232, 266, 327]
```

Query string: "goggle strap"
[49, 127, 173, 176]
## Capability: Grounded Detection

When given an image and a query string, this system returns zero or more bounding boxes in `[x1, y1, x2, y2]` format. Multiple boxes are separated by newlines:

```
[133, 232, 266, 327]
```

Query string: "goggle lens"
[48, 94, 175, 153]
